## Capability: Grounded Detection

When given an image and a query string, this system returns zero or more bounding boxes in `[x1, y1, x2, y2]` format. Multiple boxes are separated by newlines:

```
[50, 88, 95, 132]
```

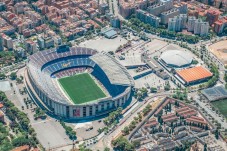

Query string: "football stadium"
[25, 45, 134, 119]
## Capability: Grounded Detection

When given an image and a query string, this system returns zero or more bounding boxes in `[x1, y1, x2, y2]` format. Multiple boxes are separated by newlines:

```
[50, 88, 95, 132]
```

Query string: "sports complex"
[24, 45, 134, 119]
[158, 49, 213, 86]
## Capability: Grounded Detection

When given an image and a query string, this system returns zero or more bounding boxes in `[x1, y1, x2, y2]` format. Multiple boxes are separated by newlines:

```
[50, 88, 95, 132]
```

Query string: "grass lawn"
[58, 73, 106, 104]
[211, 99, 227, 117]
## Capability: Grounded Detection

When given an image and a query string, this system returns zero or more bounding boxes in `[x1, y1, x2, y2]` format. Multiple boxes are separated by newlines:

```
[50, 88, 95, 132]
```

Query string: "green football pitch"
[211, 99, 227, 118]
[58, 73, 106, 104]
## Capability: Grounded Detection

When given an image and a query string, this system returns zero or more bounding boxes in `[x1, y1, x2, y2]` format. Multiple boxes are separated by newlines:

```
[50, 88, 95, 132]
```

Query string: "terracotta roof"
[0, 103, 3, 108]
[12, 145, 29, 151]
[176, 66, 213, 83]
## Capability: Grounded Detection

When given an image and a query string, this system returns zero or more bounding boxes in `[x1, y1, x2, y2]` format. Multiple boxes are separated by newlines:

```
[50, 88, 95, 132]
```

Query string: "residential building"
[2, 34, 13, 50]
[214, 16, 227, 34]
[99, 3, 108, 15]
[119, 4, 136, 18]
[174, 2, 188, 14]
[168, 18, 177, 31]
[0, 111, 4, 123]
[181, 14, 187, 29]
[37, 37, 45, 49]
[187, 16, 197, 32]
[25, 40, 37, 53]
[119, 0, 156, 18]
[0, 2, 6, 11]
[206, 9, 220, 25]
[0, 33, 3, 51]
[160, 8, 180, 24]
[53, 36, 62, 46]
[136, 9, 160, 27]
[44, 37, 54, 48]
[200, 22, 209, 36]
[148, 2, 166, 16]
[168, 14, 187, 32]
[160, 0, 173, 11]
[110, 17, 121, 28]
[194, 19, 209, 36]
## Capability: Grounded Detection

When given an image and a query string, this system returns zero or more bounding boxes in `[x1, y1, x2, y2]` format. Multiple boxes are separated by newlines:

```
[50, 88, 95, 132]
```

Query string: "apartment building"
[206, 9, 220, 25]
[136, 9, 160, 27]
[168, 14, 187, 32]
[160, 8, 179, 24]
[187, 16, 197, 32]
[194, 19, 209, 36]
[214, 16, 227, 34]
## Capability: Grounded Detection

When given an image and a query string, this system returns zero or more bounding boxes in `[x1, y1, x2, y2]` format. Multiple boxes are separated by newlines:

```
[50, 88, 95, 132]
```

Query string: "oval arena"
[25, 45, 134, 119]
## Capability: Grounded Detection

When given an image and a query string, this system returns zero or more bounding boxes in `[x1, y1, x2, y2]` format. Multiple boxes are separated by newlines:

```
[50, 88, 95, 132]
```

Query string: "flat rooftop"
[202, 85, 227, 101]
[176, 66, 213, 83]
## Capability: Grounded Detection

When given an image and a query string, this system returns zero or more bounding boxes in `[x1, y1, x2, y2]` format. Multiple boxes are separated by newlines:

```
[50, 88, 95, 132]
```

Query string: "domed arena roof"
[160, 50, 193, 68]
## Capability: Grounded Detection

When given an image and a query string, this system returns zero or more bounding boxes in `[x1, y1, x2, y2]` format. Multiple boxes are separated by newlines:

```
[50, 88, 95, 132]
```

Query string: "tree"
[104, 147, 110, 151]
[215, 129, 219, 139]
[204, 143, 207, 151]
[132, 140, 140, 148]
[150, 87, 157, 93]
[12, 136, 35, 147]
[122, 126, 130, 135]
[112, 136, 134, 151]
[0, 73, 6, 79]
[10, 72, 17, 80]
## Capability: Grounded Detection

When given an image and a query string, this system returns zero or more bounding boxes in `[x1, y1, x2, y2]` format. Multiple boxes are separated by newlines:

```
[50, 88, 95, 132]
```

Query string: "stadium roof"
[202, 85, 227, 101]
[90, 52, 134, 86]
[176, 66, 213, 83]
[160, 50, 193, 68]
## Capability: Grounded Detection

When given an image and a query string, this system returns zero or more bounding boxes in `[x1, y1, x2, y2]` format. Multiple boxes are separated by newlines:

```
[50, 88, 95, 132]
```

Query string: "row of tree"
[60, 121, 76, 140]
[103, 107, 123, 126]
[126, 16, 214, 44]
[0, 91, 39, 150]
[206, 64, 219, 88]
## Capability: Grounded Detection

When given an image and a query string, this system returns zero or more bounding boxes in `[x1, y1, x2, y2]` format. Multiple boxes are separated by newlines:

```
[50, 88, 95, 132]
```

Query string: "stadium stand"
[25, 46, 134, 119]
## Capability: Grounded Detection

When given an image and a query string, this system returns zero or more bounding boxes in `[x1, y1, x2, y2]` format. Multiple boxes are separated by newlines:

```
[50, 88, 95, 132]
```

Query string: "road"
[109, 0, 125, 21]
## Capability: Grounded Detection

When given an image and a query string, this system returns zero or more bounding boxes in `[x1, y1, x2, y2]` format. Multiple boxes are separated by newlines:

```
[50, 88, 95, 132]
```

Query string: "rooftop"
[176, 66, 213, 83]
[202, 85, 227, 101]
[90, 52, 134, 86]
[160, 50, 193, 68]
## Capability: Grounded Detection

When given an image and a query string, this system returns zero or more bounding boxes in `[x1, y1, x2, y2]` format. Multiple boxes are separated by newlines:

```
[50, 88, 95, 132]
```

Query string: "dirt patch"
[209, 40, 227, 65]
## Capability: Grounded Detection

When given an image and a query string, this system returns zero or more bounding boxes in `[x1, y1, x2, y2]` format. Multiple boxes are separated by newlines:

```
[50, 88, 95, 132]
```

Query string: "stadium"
[24, 45, 134, 119]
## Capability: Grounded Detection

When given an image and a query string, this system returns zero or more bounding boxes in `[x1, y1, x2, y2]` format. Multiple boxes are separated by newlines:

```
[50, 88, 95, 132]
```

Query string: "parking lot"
[72, 120, 105, 141]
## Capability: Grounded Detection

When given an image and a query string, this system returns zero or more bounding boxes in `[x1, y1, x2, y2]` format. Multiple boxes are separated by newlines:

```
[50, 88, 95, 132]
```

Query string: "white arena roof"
[90, 52, 134, 86]
[160, 50, 193, 68]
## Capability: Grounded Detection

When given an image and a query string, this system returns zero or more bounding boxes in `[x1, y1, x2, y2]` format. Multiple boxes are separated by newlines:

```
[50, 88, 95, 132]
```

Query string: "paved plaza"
[0, 80, 11, 92]
[79, 36, 128, 52]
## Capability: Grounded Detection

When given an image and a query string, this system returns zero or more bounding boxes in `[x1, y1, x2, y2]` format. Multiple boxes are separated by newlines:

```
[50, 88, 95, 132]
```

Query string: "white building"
[194, 19, 209, 36]
[187, 16, 197, 32]
[168, 14, 187, 32]
[200, 22, 209, 36]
